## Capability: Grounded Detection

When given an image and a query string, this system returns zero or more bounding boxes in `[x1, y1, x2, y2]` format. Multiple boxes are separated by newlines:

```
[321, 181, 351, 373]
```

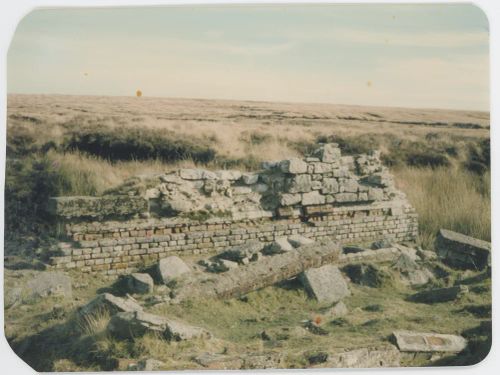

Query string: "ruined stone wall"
[48, 143, 418, 274]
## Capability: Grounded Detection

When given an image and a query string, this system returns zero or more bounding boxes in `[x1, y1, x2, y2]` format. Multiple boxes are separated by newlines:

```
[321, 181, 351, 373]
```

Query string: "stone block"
[302, 191, 326, 206]
[157, 256, 191, 284]
[216, 170, 242, 180]
[392, 330, 467, 352]
[48, 196, 148, 219]
[313, 143, 342, 163]
[127, 273, 154, 294]
[280, 193, 302, 206]
[263, 237, 294, 254]
[241, 172, 259, 185]
[335, 193, 358, 203]
[287, 234, 315, 248]
[435, 229, 491, 270]
[300, 264, 350, 304]
[321, 178, 339, 194]
[279, 158, 308, 174]
[286, 175, 312, 193]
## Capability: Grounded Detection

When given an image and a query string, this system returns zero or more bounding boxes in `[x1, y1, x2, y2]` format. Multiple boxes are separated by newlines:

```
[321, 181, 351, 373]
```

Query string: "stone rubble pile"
[90, 143, 406, 221]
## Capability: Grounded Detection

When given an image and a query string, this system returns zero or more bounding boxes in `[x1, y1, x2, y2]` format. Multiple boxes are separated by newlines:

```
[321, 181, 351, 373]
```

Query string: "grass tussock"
[394, 167, 490, 248]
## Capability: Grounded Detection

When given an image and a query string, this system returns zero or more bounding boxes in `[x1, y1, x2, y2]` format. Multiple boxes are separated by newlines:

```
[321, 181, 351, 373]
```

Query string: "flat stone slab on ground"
[435, 229, 491, 270]
[79, 293, 143, 316]
[392, 330, 467, 352]
[300, 264, 350, 304]
[409, 285, 469, 304]
[108, 310, 211, 341]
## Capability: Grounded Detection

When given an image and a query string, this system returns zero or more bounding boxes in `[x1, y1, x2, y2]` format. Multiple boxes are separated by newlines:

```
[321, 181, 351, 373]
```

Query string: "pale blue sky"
[8, 4, 489, 110]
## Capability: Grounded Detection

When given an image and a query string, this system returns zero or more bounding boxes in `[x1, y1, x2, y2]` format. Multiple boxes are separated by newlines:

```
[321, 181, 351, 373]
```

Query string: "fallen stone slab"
[300, 264, 350, 304]
[172, 241, 342, 302]
[126, 273, 154, 294]
[108, 310, 211, 341]
[157, 256, 191, 284]
[435, 229, 491, 270]
[262, 237, 294, 255]
[408, 285, 469, 304]
[25, 271, 72, 300]
[324, 346, 401, 368]
[218, 240, 265, 262]
[392, 330, 467, 352]
[79, 293, 143, 316]
[287, 234, 315, 248]
[108, 310, 168, 339]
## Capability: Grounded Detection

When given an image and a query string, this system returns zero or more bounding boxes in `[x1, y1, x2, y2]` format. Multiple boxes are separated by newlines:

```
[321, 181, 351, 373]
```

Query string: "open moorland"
[4, 94, 491, 371]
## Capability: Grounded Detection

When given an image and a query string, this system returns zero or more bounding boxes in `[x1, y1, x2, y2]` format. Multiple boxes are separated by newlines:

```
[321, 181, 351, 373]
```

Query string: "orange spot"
[136, 89, 143, 97]
[314, 316, 322, 325]
[366, 81, 372, 87]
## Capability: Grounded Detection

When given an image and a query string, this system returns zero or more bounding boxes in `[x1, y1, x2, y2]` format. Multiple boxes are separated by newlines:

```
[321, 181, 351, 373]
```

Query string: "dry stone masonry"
[48, 144, 418, 274]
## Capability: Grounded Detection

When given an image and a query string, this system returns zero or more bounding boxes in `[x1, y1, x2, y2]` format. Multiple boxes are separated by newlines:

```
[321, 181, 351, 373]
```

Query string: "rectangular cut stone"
[48, 196, 147, 219]
[435, 229, 491, 270]
[335, 193, 358, 203]
[321, 178, 339, 194]
[392, 330, 467, 353]
[286, 175, 312, 193]
[302, 191, 326, 206]
[300, 264, 350, 304]
[280, 158, 308, 174]
[280, 193, 302, 206]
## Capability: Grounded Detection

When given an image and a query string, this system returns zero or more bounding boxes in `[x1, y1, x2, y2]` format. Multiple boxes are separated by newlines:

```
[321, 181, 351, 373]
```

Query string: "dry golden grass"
[394, 167, 490, 248]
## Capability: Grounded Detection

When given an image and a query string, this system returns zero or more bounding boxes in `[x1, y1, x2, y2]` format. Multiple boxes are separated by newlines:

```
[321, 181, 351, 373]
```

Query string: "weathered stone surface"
[173, 242, 342, 302]
[435, 229, 491, 270]
[108, 310, 211, 341]
[302, 191, 326, 206]
[286, 174, 312, 193]
[263, 237, 294, 255]
[216, 170, 242, 180]
[340, 178, 359, 193]
[392, 330, 467, 353]
[324, 346, 401, 368]
[313, 143, 341, 162]
[158, 256, 191, 284]
[127, 273, 154, 294]
[372, 239, 393, 250]
[241, 353, 283, 369]
[241, 172, 259, 185]
[108, 310, 168, 339]
[280, 158, 308, 174]
[165, 318, 212, 341]
[335, 193, 358, 203]
[79, 293, 143, 316]
[48, 196, 148, 219]
[342, 264, 392, 288]
[300, 265, 350, 304]
[392, 254, 433, 286]
[25, 272, 72, 300]
[287, 234, 315, 248]
[321, 178, 339, 194]
[368, 187, 384, 201]
[280, 193, 302, 206]
[219, 240, 265, 262]
[409, 285, 469, 303]
[179, 169, 205, 180]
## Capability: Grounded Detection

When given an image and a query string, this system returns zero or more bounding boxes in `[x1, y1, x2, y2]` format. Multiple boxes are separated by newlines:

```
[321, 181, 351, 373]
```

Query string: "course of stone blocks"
[47, 144, 418, 274]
